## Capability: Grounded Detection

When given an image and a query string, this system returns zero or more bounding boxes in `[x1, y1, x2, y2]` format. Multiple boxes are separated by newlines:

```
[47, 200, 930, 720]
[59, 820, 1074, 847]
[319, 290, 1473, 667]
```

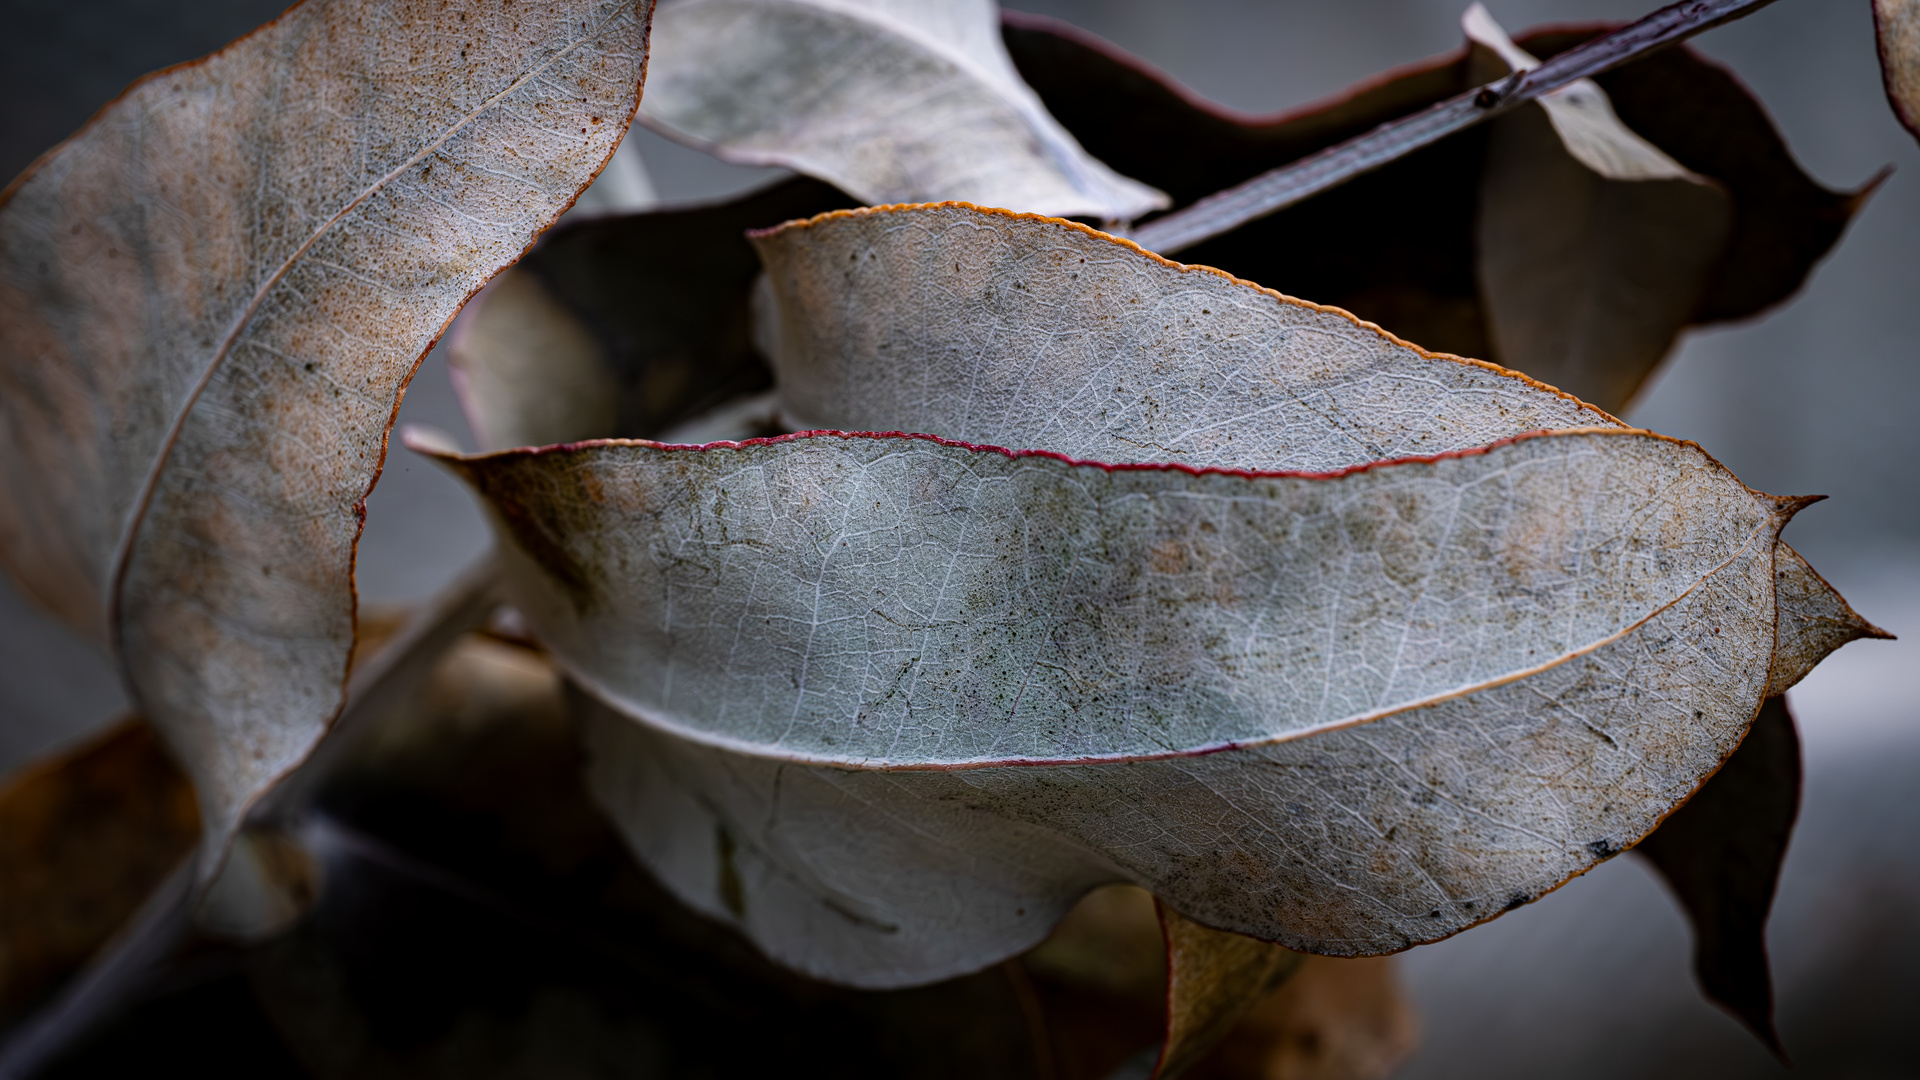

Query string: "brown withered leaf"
[1003, 12, 1868, 412]
[1877, 0, 1920, 143]
[0, 719, 198, 1028]
[451, 178, 855, 451]
[1636, 694, 1800, 1056]
[0, 0, 651, 860]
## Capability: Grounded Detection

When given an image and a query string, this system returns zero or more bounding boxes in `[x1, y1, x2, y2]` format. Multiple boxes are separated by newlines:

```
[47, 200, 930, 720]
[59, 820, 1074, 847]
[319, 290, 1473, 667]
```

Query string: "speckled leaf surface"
[637, 0, 1165, 219]
[431, 423, 1796, 986]
[0, 0, 651, 857]
[420, 203, 1873, 988]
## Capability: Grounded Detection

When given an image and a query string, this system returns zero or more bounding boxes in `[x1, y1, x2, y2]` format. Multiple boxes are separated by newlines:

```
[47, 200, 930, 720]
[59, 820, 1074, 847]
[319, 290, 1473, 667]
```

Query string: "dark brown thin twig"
[1124, 0, 1783, 256]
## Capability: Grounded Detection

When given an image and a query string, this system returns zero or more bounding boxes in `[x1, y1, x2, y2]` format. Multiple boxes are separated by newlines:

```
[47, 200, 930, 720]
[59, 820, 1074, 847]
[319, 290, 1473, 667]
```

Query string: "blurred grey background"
[2, 0, 1914, 1075]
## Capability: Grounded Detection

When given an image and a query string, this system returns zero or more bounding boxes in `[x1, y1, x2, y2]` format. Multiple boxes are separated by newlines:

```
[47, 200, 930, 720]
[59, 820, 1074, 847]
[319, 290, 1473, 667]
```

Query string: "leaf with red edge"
[416, 204, 1879, 997]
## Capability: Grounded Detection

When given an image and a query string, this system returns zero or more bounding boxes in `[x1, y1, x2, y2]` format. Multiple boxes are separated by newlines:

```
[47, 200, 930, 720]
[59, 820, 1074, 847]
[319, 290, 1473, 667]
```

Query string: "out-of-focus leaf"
[1002, 12, 1868, 413]
[638, 0, 1165, 219]
[1155, 905, 1300, 1079]
[1466, 4, 1734, 411]
[415, 203, 1875, 990]
[0, 719, 198, 1027]
[1877, 0, 1920, 143]
[1186, 957, 1417, 1080]
[0, 0, 651, 861]
[1636, 695, 1800, 1056]
[245, 635, 1055, 1079]
[1025, 885, 1416, 1080]
[450, 178, 856, 451]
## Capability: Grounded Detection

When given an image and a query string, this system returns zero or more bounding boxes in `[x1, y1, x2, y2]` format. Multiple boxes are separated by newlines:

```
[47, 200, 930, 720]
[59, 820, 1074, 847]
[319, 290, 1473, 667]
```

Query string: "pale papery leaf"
[636, 0, 1167, 219]
[412, 203, 1874, 989]
[424, 429, 1793, 985]
[0, 0, 651, 863]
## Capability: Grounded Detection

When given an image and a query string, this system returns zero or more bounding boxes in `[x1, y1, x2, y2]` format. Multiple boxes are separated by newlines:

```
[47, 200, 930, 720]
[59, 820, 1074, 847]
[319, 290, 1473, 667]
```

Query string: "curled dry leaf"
[1877, 0, 1920, 143]
[1003, 12, 1869, 413]
[451, 177, 856, 452]
[637, 0, 1166, 219]
[416, 204, 1877, 989]
[0, 0, 651, 858]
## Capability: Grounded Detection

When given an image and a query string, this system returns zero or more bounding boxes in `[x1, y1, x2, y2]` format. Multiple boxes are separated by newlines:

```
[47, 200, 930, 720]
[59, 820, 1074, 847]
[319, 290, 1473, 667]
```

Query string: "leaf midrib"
[108, 5, 634, 652]
[558, 507, 1777, 771]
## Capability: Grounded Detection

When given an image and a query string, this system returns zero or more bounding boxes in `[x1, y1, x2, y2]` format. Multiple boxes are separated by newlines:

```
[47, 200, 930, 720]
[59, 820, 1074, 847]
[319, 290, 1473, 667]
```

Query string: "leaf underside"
[0, 0, 650, 855]
[638, 0, 1164, 219]
[419, 204, 1876, 991]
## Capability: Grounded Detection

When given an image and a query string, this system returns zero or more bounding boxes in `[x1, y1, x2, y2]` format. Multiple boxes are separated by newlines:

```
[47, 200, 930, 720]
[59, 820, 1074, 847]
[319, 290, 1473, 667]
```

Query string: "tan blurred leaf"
[1187, 956, 1417, 1080]
[1877, 0, 1920, 142]
[413, 203, 1875, 992]
[1155, 905, 1301, 1079]
[0, 719, 198, 1026]
[0, 0, 650, 858]
[638, 0, 1165, 219]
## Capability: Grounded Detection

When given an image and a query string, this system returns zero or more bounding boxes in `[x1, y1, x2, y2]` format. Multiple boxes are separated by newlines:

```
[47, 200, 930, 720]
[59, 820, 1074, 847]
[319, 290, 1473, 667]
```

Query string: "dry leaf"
[0, 719, 198, 1027]
[0, 0, 650, 857]
[637, 0, 1165, 219]
[1636, 694, 1798, 1056]
[1187, 956, 1417, 1080]
[1465, 4, 1734, 410]
[1003, 12, 1869, 413]
[1877, 0, 1920, 142]
[243, 635, 1057, 1080]
[412, 203, 1874, 994]
[451, 177, 856, 451]
[1156, 904, 1302, 1078]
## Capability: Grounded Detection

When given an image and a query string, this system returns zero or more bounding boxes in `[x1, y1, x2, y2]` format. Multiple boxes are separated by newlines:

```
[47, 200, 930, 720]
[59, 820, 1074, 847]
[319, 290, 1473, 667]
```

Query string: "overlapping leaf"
[418, 204, 1877, 992]
[1004, 10, 1870, 412]
[637, 0, 1165, 219]
[0, 0, 651, 858]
